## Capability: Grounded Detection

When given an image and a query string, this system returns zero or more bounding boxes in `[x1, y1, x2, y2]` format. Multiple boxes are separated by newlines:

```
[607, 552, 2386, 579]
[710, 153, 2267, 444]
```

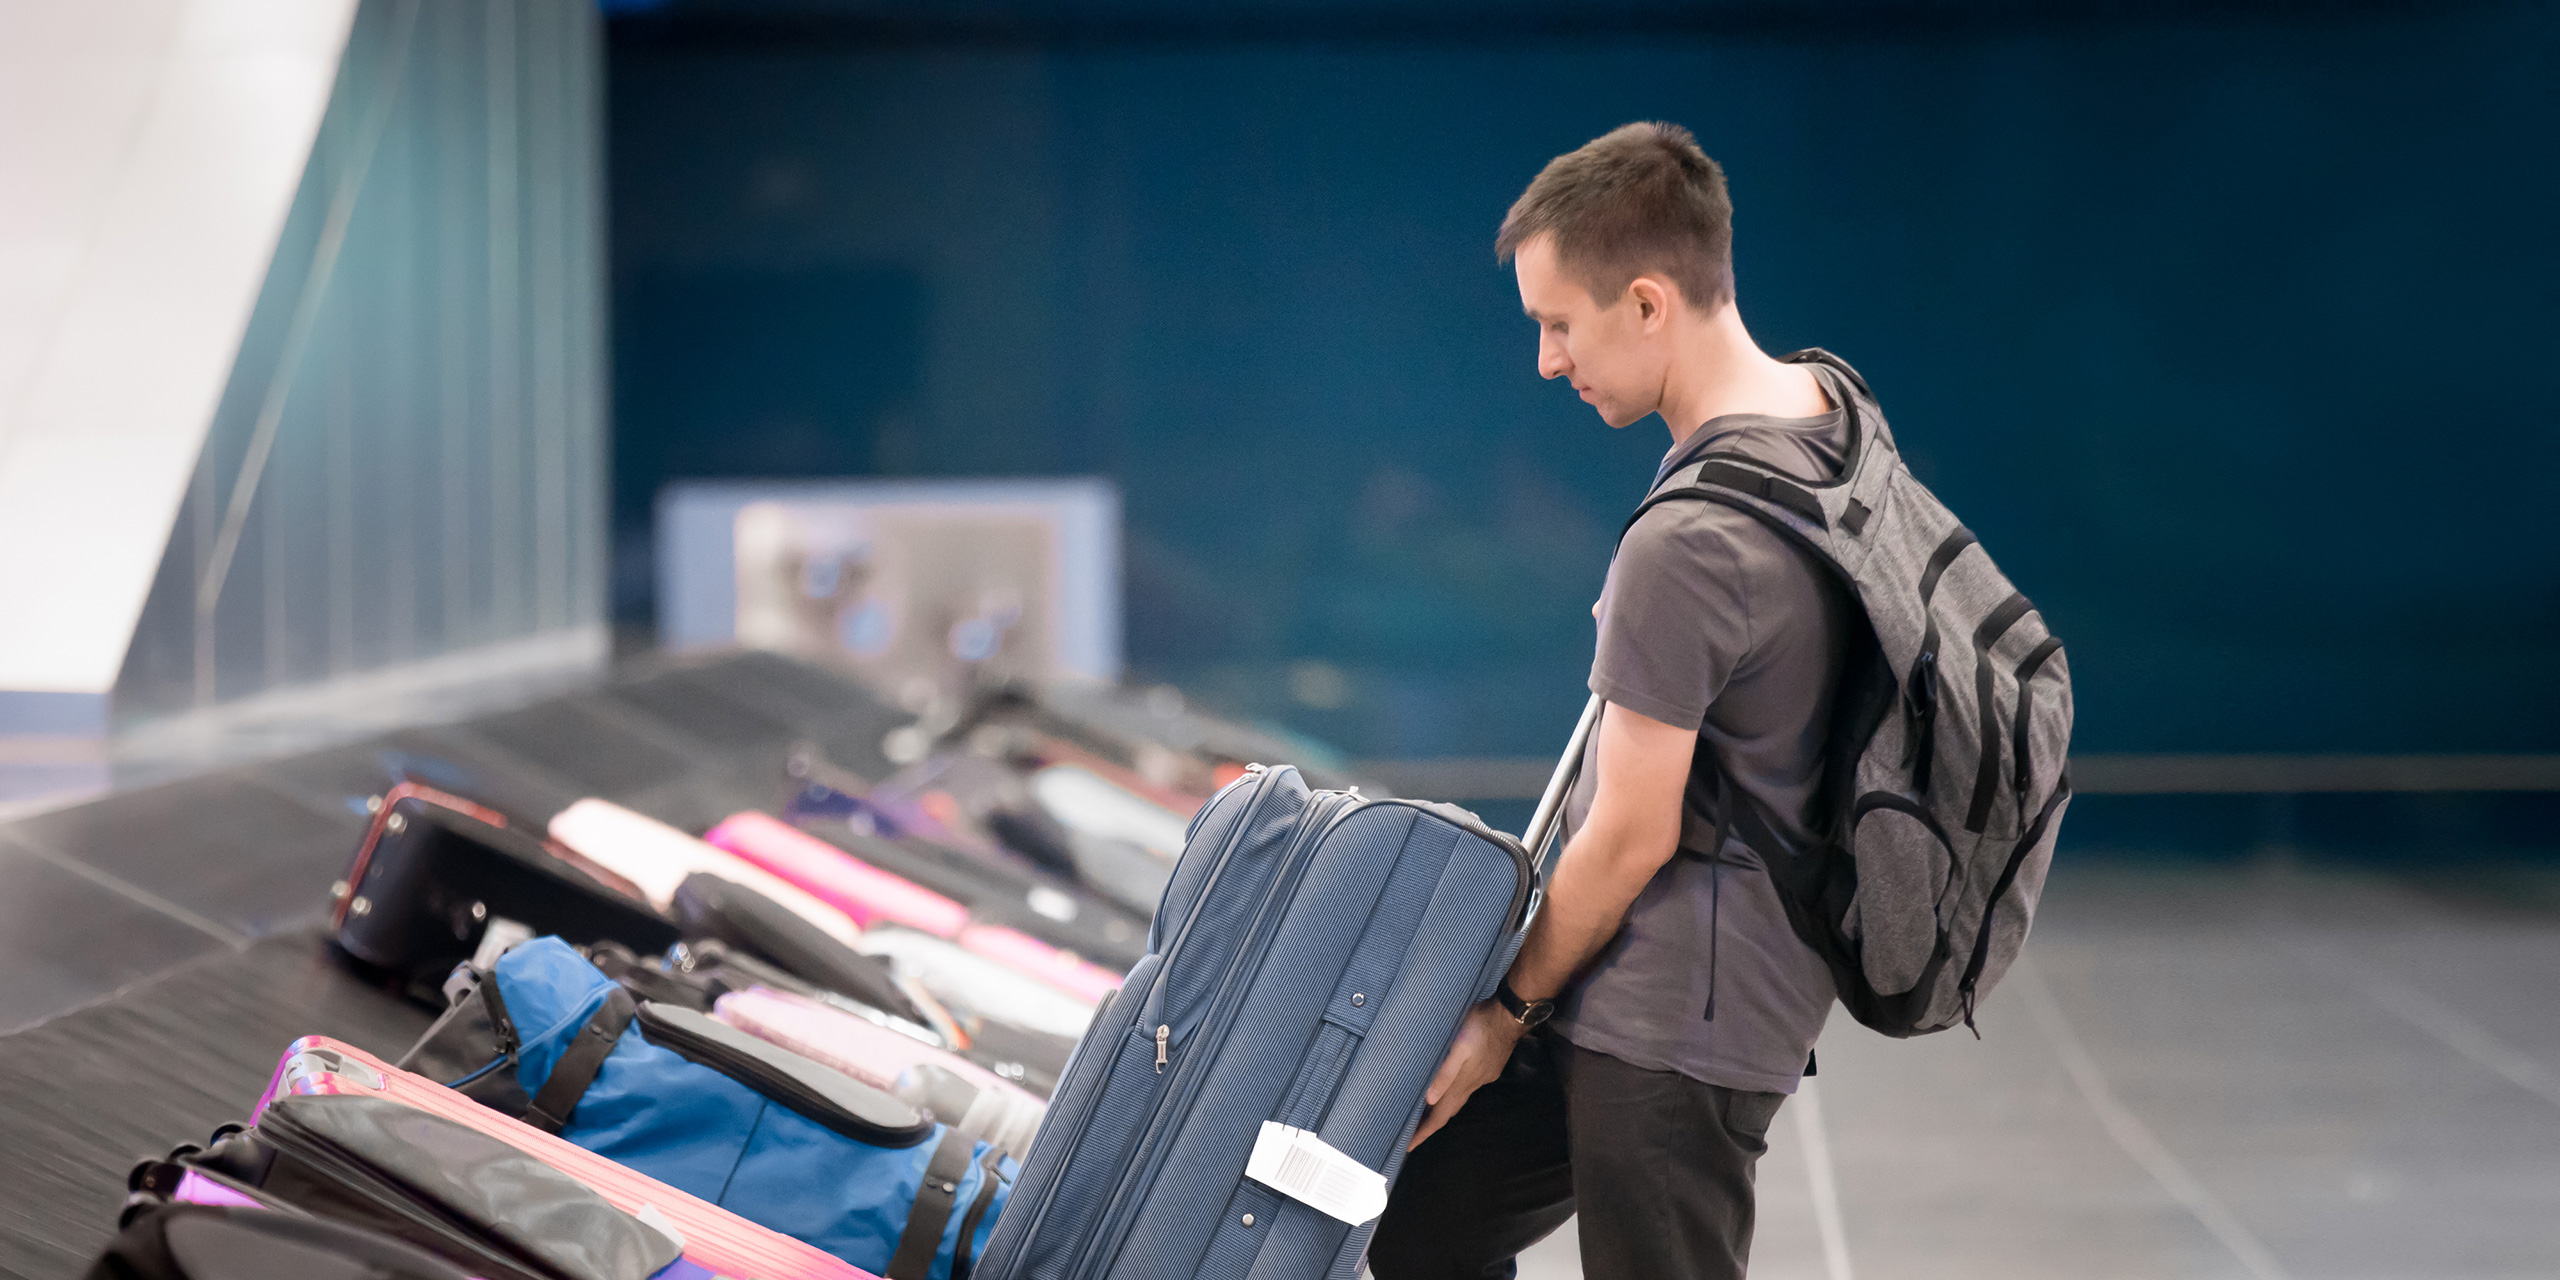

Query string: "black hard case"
[331, 784, 679, 984]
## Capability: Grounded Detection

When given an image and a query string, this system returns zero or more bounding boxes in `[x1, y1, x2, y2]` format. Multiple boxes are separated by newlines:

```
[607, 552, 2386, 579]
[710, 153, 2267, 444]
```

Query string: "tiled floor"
[4, 772, 366, 939]
[1519, 860, 2560, 1279]
[0, 933, 437, 1280]
[0, 833, 235, 1036]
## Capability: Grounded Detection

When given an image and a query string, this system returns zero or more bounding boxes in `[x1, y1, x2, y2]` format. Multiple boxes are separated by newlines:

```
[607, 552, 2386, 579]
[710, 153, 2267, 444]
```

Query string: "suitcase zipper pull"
[1155, 1024, 1170, 1073]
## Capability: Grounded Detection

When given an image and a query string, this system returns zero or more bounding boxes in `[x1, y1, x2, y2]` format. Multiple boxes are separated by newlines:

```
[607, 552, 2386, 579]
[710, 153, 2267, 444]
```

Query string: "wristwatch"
[1494, 980, 1554, 1030]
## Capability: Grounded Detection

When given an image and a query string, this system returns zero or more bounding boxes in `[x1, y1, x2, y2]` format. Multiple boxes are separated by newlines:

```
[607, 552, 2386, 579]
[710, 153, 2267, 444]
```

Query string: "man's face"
[1514, 234, 1662, 430]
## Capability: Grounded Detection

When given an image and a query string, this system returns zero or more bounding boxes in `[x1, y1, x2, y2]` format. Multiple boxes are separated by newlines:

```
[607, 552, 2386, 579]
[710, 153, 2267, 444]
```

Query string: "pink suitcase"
[250, 1037, 875, 1280]
[704, 811, 1125, 1004]
[953, 923, 1124, 1005]
[548, 798, 871, 949]
[705, 810, 969, 939]
[712, 986, 1046, 1159]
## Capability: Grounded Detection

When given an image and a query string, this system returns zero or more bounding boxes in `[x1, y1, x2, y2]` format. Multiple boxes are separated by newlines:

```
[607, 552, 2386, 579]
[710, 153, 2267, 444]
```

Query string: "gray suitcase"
[976, 702, 1598, 1280]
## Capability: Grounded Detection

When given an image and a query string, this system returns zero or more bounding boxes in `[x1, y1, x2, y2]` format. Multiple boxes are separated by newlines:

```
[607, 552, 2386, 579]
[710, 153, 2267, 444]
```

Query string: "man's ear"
[1628, 276, 1671, 331]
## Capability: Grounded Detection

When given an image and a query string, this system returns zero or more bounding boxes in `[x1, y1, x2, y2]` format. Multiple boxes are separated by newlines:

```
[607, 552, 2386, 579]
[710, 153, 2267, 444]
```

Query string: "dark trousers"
[1369, 1032, 1785, 1280]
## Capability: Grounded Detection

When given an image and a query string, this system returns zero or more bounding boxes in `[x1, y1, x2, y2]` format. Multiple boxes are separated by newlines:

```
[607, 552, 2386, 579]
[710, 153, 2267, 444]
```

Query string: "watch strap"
[1496, 980, 1553, 1028]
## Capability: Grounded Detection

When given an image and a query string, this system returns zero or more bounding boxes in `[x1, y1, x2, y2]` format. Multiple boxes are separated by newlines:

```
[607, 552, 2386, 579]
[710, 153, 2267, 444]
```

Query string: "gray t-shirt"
[1549, 380, 1853, 1095]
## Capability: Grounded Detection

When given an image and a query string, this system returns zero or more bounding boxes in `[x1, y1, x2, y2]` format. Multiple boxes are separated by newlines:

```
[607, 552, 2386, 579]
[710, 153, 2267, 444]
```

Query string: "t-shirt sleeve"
[1588, 506, 1753, 731]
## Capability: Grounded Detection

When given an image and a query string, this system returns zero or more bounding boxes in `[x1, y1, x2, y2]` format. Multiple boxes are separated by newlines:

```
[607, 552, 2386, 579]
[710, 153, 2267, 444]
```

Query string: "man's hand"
[1409, 1001, 1523, 1149]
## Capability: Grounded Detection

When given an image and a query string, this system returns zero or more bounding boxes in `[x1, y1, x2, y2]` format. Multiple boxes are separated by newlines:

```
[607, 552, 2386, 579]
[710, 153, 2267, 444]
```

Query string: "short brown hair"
[1496, 122, 1735, 310]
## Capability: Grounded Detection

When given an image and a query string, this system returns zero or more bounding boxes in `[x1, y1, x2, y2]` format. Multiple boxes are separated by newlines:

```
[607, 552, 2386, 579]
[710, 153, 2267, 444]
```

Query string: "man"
[1368, 122, 1854, 1279]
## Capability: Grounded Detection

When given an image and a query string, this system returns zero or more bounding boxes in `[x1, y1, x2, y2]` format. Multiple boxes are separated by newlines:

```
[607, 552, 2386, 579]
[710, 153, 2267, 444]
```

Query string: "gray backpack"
[1625, 349, 2073, 1037]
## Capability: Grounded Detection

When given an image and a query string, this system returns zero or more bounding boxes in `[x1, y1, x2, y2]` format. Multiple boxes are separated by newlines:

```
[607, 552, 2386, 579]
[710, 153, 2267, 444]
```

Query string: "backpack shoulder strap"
[1782, 347, 1873, 400]
[1617, 350, 1894, 556]
[1621, 457, 1831, 545]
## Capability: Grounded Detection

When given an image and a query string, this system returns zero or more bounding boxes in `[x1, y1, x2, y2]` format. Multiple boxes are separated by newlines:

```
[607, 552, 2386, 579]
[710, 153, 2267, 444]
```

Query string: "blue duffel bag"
[402, 937, 1013, 1280]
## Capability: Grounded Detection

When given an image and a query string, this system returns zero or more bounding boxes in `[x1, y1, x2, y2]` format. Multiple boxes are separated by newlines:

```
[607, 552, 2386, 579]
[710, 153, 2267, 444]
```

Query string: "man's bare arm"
[1409, 701, 1695, 1147]
[1505, 702, 1694, 1001]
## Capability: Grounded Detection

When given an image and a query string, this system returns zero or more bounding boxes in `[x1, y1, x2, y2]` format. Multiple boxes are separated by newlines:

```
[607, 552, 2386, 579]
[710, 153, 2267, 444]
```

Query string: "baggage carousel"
[8, 651, 2560, 1278]
[0, 650, 1055, 1278]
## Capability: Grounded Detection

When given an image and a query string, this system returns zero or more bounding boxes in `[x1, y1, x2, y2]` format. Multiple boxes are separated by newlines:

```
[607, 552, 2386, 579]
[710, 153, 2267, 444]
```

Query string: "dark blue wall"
[610, 2, 2560, 761]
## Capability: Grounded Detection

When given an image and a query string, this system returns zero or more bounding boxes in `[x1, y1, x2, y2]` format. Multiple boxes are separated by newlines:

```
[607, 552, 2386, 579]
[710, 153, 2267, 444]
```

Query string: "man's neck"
[1656, 304, 1830, 448]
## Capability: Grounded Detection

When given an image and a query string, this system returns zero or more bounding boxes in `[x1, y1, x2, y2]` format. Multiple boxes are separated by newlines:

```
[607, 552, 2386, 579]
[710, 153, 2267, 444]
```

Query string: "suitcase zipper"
[984, 769, 1282, 1265]
[1136, 788, 1359, 1034]
[1147, 763, 1276, 956]
[1075, 790, 1368, 1279]
[1090, 795, 1535, 1277]
[1181, 763, 1266, 843]
[1132, 766, 1287, 1026]
[1154, 1024, 1169, 1073]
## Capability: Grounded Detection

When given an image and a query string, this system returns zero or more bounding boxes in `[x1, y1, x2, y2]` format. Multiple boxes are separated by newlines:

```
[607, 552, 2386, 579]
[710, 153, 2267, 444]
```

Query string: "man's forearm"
[1496, 701, 1694, 1004]
[1409, 704, 1694, 1149]
[1506, 814, 1679, 1002]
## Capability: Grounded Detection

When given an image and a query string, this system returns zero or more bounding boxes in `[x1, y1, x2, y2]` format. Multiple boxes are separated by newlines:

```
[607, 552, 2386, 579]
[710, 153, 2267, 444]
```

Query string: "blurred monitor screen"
[660, 479, 1120, 688]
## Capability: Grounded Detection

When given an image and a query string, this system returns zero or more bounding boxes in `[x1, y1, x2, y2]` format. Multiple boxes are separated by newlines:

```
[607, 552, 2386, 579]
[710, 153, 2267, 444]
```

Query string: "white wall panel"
[109, 0, 610, 726]
[0, 0, 358, 697]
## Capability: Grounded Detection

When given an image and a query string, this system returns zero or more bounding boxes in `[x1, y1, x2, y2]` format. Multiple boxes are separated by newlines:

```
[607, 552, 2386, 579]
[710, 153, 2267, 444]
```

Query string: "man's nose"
[1538, 339, 1568, 381]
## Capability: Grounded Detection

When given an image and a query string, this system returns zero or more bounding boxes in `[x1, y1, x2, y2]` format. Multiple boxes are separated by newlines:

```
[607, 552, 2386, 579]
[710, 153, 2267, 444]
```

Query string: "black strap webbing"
[1691, 768, 1738, 1024]
[524, 988, 633, 1135]
[2010, 635, 2066, 823]
[1616, 461, 1833, 548]
[477, 966, 522, 1057]
[1840, 497, 1872, 536]
[949, 1149, 1010, 1280]
[1905, 528, 1979, 796]
[1964, 593, 2036, 834]
[1971, 592, 2035, 650]
[887, 1129, 976, 1280]
[1693, 462, 1829, 528]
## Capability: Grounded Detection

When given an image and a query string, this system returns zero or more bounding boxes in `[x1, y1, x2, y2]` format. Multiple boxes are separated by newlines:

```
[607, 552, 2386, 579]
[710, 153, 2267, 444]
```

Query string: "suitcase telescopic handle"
[1519, 694, 1602, 876]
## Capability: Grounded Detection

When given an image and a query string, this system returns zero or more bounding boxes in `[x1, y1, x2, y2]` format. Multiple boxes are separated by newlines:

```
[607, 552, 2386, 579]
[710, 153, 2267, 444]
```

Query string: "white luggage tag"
[1244, 1122, 1390, 1225]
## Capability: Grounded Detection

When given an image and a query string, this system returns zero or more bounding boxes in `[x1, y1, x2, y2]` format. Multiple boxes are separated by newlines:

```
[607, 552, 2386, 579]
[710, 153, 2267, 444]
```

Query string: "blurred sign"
[660, 478, 1120, 687]
[735, 500, 1062, 691]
